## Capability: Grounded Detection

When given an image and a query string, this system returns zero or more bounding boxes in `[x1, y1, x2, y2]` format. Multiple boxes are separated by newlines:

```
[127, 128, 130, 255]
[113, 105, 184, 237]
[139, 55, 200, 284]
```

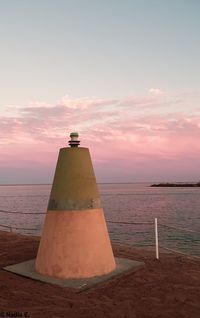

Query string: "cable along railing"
[0, 209, 199, 260]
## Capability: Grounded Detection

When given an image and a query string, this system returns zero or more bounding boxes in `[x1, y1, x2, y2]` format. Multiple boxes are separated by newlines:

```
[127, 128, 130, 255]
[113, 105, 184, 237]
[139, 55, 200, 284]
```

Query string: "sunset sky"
[0, 0, 200, 183]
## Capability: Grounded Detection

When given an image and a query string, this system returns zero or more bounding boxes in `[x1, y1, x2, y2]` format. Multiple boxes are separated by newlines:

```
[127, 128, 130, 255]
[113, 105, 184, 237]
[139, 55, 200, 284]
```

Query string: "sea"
[0, 183, 199, 257]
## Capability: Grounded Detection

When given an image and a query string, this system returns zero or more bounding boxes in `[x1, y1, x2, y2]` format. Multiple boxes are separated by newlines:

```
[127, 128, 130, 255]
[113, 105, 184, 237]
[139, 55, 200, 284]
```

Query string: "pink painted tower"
[35, 133, 116, 279]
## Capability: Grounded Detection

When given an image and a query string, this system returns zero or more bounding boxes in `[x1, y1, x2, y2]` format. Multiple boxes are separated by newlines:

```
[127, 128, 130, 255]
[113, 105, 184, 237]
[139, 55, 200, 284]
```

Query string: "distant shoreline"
[0, 181, 199, 187]
[151, 182, 200, 187]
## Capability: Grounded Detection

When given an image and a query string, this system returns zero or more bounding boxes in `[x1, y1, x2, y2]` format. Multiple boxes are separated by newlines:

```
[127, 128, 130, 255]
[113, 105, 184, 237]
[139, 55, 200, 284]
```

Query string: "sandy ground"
[0, 230, 200, 318]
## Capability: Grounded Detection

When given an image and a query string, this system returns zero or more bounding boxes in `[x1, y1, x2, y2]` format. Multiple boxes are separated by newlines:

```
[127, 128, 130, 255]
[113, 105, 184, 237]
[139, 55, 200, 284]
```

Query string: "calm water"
[0, 183, 199, 256]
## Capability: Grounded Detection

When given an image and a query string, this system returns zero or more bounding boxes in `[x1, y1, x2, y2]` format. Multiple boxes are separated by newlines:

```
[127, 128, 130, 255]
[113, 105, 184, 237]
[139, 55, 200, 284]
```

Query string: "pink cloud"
[148, 88, 165, 96]
[0, 91, 200, 182]
[57, 95, 118, 110]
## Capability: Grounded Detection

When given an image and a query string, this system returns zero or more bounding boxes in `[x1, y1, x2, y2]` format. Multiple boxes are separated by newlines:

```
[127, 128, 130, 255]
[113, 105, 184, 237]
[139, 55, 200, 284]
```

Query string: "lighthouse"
[35, 132, 116, 279]
[4, 132, 144, 290]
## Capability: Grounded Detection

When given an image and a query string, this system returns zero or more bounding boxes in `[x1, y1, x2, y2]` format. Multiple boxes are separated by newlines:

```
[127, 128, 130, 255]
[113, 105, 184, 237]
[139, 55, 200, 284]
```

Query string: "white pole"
[155, 218, 159, 260]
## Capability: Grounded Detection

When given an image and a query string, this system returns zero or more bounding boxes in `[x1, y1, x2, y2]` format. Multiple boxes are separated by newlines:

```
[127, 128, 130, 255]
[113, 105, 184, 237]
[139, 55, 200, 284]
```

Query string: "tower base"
[4, 257, 144, 292]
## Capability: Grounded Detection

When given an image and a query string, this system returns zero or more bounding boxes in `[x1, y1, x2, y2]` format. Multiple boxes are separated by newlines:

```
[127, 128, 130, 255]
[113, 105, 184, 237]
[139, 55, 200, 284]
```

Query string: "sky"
[0, 0, 200, 183]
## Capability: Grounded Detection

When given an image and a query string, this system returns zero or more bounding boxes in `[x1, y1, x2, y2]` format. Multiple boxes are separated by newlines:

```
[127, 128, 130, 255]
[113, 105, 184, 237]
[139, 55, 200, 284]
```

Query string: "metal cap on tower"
[68, 132, 80, 147]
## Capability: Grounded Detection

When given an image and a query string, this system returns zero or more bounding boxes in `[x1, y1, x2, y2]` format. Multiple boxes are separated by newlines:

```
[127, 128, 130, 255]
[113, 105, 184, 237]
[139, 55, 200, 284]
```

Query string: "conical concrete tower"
[35, 133, 116, 279]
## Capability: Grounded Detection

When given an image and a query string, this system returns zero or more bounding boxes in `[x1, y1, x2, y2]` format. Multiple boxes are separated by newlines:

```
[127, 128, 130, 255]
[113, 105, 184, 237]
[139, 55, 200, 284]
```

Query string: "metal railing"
[0, 209, 199, 260]
[0, 223, 38, 232]
[0, 209, 45, 215]
[158, 221, 200, 260]
[0, 223, 13, 232]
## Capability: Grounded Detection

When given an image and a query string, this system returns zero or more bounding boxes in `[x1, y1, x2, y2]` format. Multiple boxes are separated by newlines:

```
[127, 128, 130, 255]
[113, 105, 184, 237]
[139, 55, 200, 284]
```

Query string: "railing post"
[155, 218, 159, 260]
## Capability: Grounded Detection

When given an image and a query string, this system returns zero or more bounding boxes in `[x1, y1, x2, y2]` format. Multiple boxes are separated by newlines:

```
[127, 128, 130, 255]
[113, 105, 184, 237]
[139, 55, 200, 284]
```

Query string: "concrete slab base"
[3, 258, 144, 292]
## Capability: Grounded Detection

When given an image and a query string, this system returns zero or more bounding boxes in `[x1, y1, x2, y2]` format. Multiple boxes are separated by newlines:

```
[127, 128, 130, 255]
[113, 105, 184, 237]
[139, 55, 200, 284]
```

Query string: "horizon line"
[0, 181, 199, 186]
